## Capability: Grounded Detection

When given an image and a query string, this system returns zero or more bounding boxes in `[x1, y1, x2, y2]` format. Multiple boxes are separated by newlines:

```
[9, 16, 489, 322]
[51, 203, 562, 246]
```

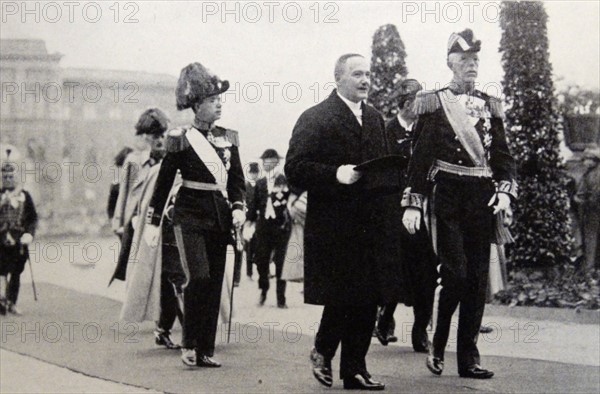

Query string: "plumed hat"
[176, 62, 230, 110]
[448, 28, 481, 54]
[1, 144, 20, 173]
[135, 108, 169, 136]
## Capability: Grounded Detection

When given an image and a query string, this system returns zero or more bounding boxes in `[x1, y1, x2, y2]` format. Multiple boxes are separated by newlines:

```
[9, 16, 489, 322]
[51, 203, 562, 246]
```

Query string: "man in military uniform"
[375, 79, 437, 353]
[0, 147, 38, 315]
[247, 149, 291, 308]
[402, 29, 517, 379]
[145, 62, 245, 368]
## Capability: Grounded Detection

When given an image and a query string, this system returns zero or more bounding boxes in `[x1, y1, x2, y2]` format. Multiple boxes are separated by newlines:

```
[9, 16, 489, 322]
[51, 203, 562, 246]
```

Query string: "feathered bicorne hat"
[447, 28, 481, 54]
[175, 62, 230, 110]
[1, 144, 21, 173]
[135, 108, 169, 136]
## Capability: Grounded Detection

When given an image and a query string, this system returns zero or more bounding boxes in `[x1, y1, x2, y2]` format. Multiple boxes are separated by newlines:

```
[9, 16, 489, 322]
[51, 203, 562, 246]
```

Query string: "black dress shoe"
[197, 354, 221, 368]
[479, 325, 494, 334]
[412, 339, 431, 353]
[277, 303, 288, 309]
[154, 330, 181, 349]
[386, 334, 398, 343]
[343, 373, 385, 391]
[459, 365, 494, 379]
[373, 328, 389, 346]
[310, 347, 333, 387]
[426, 355, 444, 375]
[258, 292, 267, 306]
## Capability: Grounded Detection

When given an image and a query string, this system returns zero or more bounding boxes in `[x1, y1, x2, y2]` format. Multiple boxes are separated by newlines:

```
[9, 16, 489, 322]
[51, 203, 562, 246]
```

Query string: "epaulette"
[226, 128, 240, 147]
[412, 90, 441, 115]
[474, 90, 505, 119]
[165, 127, 190, 152]
[487, 96, 505, 119]
[211, 126, 240, 147]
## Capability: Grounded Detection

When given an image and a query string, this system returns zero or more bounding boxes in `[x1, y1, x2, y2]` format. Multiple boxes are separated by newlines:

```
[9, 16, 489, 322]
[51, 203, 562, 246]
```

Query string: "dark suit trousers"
[245, 236, 256, 276]
[315, 304, 378, 379]
[431, 175, 493, 372]
[180, 229, 229, 356]
[255, 224, 289, 304]
[157, 240, 182, 332]
[0, 245, 28, 304]
[377, 221, 435, 349]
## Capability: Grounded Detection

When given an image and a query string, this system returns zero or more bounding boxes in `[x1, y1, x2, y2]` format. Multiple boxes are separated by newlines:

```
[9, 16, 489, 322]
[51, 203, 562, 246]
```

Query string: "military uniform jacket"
[0, 188, 37, 247]
[148, 125, 245, 233]
[386, 116, 418, 190]
[404, 88, 518, 208]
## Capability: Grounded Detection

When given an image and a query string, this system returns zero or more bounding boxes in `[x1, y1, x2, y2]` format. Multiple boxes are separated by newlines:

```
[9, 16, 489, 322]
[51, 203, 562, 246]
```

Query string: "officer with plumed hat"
[0, 145, 38, 315]
[402, 29, 518, 379]
[144, 62, 245, 368]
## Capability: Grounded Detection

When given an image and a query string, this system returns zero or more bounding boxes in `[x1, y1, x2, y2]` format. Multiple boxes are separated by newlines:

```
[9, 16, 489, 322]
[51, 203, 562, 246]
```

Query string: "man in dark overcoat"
[375, 79, 437, 352]
[286, 53, 406, 391]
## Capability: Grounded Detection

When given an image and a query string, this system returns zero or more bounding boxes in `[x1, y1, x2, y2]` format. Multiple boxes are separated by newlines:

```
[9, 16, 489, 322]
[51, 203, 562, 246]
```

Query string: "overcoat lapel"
[327, 91, 363, 137]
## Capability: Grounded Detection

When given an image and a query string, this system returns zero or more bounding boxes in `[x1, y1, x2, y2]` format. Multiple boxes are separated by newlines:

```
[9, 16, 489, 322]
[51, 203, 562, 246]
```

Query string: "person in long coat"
[375, 79, 437, 352]
[285, 53, 406, 391]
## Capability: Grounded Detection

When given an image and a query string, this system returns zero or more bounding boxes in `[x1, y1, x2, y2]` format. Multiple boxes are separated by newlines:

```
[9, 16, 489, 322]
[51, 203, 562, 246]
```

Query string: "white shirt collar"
[337, 91, 363, 126]
[397, 114, 415, 131]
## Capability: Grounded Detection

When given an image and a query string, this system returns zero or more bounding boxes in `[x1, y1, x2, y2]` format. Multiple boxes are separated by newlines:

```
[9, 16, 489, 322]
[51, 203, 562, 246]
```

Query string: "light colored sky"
[2, 0, 599, 160]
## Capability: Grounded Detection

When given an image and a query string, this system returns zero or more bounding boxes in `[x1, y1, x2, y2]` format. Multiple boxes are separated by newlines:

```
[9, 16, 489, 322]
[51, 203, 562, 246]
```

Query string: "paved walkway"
[0, 236, 598, 393]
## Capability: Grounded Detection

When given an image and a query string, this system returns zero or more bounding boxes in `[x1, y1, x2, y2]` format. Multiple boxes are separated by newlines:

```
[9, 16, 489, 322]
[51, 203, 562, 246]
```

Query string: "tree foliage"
[499, 1, 573, 267]
[368, 24, 408, 119]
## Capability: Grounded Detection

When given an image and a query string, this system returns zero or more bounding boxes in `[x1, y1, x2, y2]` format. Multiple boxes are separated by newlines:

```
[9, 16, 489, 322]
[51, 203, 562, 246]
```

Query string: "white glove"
[336, 165, 362, 185]
[402, 208, 421, 235]
[488, 192, 511, 215]
[20, 233, 33, 245]
[232, 209, 246, 228]
[242, 221, 256, 241]
[143, 224, 160, 247]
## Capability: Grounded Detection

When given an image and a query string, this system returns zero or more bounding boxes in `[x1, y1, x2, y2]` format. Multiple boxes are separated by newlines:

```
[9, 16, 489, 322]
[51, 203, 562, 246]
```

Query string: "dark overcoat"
[285, 90, 407, 306]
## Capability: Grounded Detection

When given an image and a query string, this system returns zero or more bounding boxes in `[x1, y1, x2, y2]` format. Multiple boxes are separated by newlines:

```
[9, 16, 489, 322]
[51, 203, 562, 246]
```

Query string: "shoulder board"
[473, 90, 505, 119]
[165, 127, 190, 152]
[412, 90, 441, 115]
[211, 126, 240, 147]
[487, 96, 505, 119]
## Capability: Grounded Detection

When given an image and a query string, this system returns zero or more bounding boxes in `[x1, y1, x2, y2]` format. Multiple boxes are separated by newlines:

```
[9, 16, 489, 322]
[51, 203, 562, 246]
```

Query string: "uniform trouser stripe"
[173, 225, 191, 289]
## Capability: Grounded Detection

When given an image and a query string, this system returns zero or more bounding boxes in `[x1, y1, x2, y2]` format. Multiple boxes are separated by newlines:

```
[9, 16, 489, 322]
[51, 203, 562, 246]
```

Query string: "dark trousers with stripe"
[431, 175, 494, 372]
[176, 226, 229, 356]
[315, 303, 378, 379]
